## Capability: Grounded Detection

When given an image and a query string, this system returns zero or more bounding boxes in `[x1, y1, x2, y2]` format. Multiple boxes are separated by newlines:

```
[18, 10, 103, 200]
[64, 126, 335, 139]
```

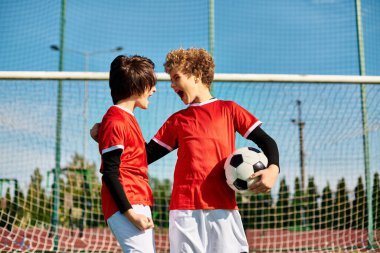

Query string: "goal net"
[1, 0, 380, 251]
[0, 72, 379, 252]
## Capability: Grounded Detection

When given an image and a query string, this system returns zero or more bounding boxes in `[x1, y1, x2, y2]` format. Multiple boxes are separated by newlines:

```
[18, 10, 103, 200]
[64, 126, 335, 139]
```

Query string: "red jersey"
[153, 99, 261, 210]
[98, 105, 153, 220]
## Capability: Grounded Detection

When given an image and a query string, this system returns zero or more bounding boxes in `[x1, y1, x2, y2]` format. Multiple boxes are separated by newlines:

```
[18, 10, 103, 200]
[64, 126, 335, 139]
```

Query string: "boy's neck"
[116, 100, 135, 112]
[195, 87, 213, 103]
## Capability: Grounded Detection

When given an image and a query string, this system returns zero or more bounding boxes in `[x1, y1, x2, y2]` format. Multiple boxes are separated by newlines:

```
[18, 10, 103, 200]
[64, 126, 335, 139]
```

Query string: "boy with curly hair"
[145, 48, 280, 253]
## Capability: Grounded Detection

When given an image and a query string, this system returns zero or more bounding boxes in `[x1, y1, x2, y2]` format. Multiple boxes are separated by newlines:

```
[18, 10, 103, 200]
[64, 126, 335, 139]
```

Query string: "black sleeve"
[247, 127, 280, 172]
[145, 140, 171, 164]
[101, 149, 132, 213]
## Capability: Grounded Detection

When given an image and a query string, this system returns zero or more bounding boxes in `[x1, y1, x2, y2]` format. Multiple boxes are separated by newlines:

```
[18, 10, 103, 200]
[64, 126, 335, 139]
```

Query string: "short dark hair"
[109, 55, 156, 104]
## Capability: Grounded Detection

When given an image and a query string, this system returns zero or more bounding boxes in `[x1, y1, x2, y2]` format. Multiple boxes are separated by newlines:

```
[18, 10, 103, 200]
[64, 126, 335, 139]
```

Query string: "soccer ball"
[224, 147, 268, 194]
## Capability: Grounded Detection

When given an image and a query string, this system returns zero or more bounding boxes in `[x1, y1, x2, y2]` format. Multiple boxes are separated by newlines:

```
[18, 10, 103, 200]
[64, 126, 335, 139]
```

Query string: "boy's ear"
[194, 75, 201, 83]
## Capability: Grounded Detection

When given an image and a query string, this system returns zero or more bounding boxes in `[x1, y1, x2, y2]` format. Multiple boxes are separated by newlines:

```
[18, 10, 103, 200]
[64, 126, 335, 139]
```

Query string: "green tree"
[320, 183, 333, 229]
[62, 153, 102, 232]
[249, 192, 273, 229]
[373, 172, 380, 229]
[0, 180, 21, 230]
[14, 187, 25, 228]
[0, 187, 13, 231]
[275, 178, 290, 228]
[263, 192, 275, 228]
[333, 178, 351, 229]
[151, 177, 171, 228]
[25, 168, 50, 225]
[290, 177, 303, 228]
[305, 177, 319, 229]
[9, 181, 21, 230]
[352, 176, 367, 228]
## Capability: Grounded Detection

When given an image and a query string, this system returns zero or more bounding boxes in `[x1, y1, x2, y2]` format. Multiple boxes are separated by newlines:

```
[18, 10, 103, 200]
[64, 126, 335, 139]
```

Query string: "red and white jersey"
[99, 105, 153, 220]
[153, 98, 261, 210]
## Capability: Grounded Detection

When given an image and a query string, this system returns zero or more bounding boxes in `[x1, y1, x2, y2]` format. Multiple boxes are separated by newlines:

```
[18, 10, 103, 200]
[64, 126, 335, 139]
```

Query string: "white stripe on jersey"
[243, 120, 262, 138]
[152, 137, 173, 151]
[102, 145, 124, 155]
[189, 98, 218, 107]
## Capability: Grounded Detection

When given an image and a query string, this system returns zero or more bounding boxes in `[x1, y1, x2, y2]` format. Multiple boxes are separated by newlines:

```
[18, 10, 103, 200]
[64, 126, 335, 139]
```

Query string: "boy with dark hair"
[98, 54, 157, 253]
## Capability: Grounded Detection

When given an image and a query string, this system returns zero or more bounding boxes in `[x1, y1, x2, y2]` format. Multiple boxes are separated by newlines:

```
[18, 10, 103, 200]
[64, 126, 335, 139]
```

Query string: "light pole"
[50, 45, 123, 170]
[291, 100, 306, 191]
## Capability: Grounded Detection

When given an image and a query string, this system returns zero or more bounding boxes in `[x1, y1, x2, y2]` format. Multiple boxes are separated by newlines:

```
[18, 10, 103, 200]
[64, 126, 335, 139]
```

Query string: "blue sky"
[0, 0, 379, 195]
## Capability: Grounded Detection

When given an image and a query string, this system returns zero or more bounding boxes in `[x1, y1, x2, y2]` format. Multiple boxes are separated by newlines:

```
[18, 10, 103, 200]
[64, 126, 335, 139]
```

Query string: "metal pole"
[208, 0, 214, 57]
[209, 0, 215, 94]
[52, 0, 66, 250]
[83, 53, 89, 170]
[292, 100, 306, 191]
[297, 100, 306, 191]
[355, 0, 373, 248]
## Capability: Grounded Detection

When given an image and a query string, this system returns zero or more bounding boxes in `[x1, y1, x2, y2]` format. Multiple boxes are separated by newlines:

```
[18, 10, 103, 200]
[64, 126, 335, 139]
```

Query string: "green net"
[0, 0, 380, 252]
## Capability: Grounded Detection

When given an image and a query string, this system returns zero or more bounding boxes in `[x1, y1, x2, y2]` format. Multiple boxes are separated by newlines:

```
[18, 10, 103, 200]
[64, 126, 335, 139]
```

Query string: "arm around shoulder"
[145, 139, 171, 164]
[90, 122, 101, 142]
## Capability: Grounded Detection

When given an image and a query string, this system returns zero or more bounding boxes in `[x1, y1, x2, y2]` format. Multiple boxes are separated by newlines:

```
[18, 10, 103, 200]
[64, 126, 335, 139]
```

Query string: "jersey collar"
[189, 98, 218, 107]
[113, 105, 134, 116]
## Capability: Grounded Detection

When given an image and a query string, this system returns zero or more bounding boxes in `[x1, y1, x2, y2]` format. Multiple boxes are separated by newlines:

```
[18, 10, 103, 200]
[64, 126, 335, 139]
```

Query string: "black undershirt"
[102, 149, 132, 213]
[247, 127, 280, 172]
[145, 126, 279, 171]
[103, 126, 280, 213]
[145, 141, 170, 164]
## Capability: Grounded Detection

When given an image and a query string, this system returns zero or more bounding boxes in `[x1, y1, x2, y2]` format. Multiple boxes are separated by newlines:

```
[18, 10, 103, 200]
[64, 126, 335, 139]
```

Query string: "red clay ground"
[1, 227, 379, 252]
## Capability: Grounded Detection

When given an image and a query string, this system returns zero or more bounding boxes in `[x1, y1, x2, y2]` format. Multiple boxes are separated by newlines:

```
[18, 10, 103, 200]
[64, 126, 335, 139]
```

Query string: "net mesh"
[0, 1, 379, 75]
[0, 77, 379, 252]
[1, 0, 380, 252]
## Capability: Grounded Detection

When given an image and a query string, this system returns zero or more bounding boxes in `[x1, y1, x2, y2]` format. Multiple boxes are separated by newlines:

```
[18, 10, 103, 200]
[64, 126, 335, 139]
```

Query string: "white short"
[169, 209, 249, 253]
[107, 205, 155, 253]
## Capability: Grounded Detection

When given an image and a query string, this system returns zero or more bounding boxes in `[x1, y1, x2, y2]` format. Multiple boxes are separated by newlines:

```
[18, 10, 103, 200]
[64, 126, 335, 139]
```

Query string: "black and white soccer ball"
[224, 147, 268, 194]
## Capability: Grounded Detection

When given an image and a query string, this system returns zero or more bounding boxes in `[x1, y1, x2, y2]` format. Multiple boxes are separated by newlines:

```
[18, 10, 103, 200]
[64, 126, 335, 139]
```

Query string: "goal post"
[0, 71, 379, 252]
[1, 71, 380, 83]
